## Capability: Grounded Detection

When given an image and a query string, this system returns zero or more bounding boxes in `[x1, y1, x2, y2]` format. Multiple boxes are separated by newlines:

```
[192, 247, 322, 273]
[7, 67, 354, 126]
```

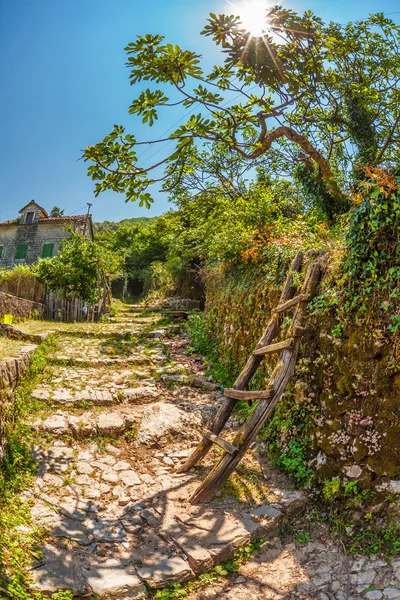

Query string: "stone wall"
[202, 259, 400, 495]
[0, 291, 44, 319]
[0, 222, 71, 268]
[0, 219, 91, 269]
[0, 348, 36, 461]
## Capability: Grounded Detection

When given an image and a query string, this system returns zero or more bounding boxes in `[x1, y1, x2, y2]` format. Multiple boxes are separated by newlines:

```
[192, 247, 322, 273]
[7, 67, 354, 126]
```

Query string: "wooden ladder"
[177, 251, 322, 504]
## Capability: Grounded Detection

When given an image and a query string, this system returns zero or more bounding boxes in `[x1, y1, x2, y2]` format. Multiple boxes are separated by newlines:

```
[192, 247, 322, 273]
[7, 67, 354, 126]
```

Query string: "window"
[0, 246, 3, 259]
[41, 243, 54, 258]
[25, 212, 35, 224]
[15, 244, 27, 260]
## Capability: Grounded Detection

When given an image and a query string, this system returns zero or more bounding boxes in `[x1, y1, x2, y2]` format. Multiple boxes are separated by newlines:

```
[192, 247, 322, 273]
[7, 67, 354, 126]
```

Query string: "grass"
[0, 336, 28, 361]
[0, 336, 64, 600]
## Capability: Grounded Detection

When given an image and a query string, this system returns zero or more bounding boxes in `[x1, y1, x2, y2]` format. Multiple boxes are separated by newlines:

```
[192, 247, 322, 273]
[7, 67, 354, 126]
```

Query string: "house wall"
[0, 221, 89, 269]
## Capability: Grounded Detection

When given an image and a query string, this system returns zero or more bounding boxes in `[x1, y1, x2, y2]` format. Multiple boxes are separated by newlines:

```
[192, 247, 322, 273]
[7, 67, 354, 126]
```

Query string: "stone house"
[0, 201, 94, 269]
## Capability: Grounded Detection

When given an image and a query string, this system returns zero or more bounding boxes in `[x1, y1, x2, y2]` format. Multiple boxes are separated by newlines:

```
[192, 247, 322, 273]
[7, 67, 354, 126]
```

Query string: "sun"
[233, 0, 271, 37]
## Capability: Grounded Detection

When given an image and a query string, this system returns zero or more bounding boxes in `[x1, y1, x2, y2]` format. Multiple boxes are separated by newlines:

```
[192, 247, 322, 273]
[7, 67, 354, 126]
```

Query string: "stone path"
[13, 306, 400, 599]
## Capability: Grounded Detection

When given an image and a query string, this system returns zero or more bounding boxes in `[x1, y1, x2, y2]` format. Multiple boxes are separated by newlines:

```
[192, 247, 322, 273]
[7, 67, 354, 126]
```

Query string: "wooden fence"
[44, 287, 110, 323]
[0, 275, 45, 304]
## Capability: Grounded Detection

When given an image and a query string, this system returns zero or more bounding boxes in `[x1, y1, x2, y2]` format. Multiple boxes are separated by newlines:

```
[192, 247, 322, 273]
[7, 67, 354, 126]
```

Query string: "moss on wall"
[202, 253, 400, 494]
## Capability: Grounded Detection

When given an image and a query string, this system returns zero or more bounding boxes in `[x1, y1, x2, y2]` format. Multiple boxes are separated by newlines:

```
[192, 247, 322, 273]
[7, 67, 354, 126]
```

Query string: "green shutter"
[15, 244, 27, 260]
[41, 243, 54, 258]
[0, 246, 3, 259]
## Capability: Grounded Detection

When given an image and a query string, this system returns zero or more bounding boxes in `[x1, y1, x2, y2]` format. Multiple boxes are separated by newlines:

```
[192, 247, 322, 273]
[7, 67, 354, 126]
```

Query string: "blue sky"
[1, 0, 399, 223]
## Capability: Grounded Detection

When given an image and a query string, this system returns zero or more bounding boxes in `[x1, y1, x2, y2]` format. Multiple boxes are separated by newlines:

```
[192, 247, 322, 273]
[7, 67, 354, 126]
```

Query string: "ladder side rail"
[190, 261, 321, 503]
[176, 251, 304, 474]
[233, 251, 303, 390]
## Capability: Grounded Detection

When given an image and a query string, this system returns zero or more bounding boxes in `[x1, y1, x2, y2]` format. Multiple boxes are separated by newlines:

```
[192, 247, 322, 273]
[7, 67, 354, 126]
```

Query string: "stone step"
[161, 373, 219, 391]
[29, 484, 303, 598]
[34, 402, 204, 442]
[49, 354, 165, 368]
[31, 385, 161, 407]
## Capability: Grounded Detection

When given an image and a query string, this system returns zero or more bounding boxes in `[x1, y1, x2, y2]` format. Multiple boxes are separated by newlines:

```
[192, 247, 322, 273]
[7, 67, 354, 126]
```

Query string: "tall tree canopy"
[84, 7, 400, 219]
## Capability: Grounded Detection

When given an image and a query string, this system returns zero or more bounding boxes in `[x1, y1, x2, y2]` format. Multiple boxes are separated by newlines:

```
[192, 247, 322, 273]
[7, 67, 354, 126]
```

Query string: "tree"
[33, 231, 123, 302]
[50, 206, 65, 217]
[84, 8, 400, 219]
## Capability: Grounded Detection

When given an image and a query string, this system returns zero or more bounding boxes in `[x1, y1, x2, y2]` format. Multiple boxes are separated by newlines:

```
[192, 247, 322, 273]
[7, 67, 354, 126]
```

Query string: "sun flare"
[234, 0, 271, 37]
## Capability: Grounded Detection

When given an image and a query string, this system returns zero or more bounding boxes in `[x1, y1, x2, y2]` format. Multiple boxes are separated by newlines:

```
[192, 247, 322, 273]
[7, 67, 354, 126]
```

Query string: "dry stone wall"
[203, 260, 400, 495]
[0, 291, 44, 319]
[0, 347, 36, 461]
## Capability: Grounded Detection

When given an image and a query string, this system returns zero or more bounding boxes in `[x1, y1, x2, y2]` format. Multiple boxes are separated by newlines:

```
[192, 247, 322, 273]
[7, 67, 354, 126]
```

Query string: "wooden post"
[177, 251, 304, 473]
[190, 260, 322, 504]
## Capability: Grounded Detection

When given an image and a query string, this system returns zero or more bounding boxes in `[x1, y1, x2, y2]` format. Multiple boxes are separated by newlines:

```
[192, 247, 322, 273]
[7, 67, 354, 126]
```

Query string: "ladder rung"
[224, 388, 274, 401]
[271, 294, 310, 314]
[253, 338, 293, 356]
[204, 431, 239, 456]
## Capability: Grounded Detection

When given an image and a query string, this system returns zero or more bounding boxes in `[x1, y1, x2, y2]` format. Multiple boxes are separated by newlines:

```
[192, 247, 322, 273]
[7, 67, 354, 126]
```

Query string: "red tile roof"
[38, 215, 87, 223]
[0, 215, 88, 226]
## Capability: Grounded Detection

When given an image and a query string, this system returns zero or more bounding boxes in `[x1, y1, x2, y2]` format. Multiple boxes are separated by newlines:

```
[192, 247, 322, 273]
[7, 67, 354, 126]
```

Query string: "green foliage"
[33, 230, 123, 302]
[337, 167, 400, 331]
[0, 338, 62, 600]
[154, 540, 262, 599]
[187, 314, 234, 388]
[85, 7, 400, 221]
[49, 206, 65, 218]
[275, 438, 313, 486]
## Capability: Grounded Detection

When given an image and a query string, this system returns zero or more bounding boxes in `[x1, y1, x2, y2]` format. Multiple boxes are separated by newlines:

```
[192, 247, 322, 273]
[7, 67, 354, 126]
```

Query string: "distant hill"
[94, 216, 158, 234]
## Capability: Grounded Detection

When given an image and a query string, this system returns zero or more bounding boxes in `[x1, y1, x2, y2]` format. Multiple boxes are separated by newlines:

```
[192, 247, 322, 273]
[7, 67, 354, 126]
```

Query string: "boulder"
[137, 402, 201, 446]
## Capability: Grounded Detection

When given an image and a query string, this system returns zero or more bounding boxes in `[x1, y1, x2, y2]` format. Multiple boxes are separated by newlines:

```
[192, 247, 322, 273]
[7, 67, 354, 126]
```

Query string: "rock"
[46, 446, 74, 473]
[138, 402, 201, 446]
[85, 558, 146, 598]
[191, 376, 219, 391]
[52, 517, 92, 546]
[102, 470, 119, 484]
[137, 556, 193, 588]
[350, 570, 376, 585]
[104, 443, 121, 455]
[344, 465, 362, 478]
[76, 474, 93, 486]
[120, 470, 141, 487]
[366, 592, 382, 600]
[32, 388, 50, 400]
[78, 450, 94, 461]
[86, 518, 126, 543]
[172, 449, 191, 459]
[351, 558, 367, 573]
[311, 573, 331, 587]
[163, 456, 174, 466]
[42, 414, 69, 435]
[112, 486, 131, 506]
[121, 516, 143, 533]
[96, 413, 126, 436]
[69, 415, 96, 439]
[53, 389, 74, 404]
[30, 543, 87, 594]
[76, 461, 94, 475]
[235, 576, 246, 584]
[41, 473, 64, 488]
[383, 589, 400, 599]
[85, 485, 102, 500]
[388, 481, 400, 494]
[59, 497, 98, 521]
[99, 455, 116, 466]
[124, 387, 160, 404]
[278, 489, 306, 514]
[113, 460, 131, 471]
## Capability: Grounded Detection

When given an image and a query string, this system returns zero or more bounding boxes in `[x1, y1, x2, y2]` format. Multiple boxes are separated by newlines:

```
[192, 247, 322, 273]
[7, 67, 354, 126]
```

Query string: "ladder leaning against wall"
[177, 250, 322, 504]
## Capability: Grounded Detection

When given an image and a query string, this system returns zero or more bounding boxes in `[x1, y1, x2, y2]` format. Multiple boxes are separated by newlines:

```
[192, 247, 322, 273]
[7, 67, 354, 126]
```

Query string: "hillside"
[93, 216, 158, 235]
